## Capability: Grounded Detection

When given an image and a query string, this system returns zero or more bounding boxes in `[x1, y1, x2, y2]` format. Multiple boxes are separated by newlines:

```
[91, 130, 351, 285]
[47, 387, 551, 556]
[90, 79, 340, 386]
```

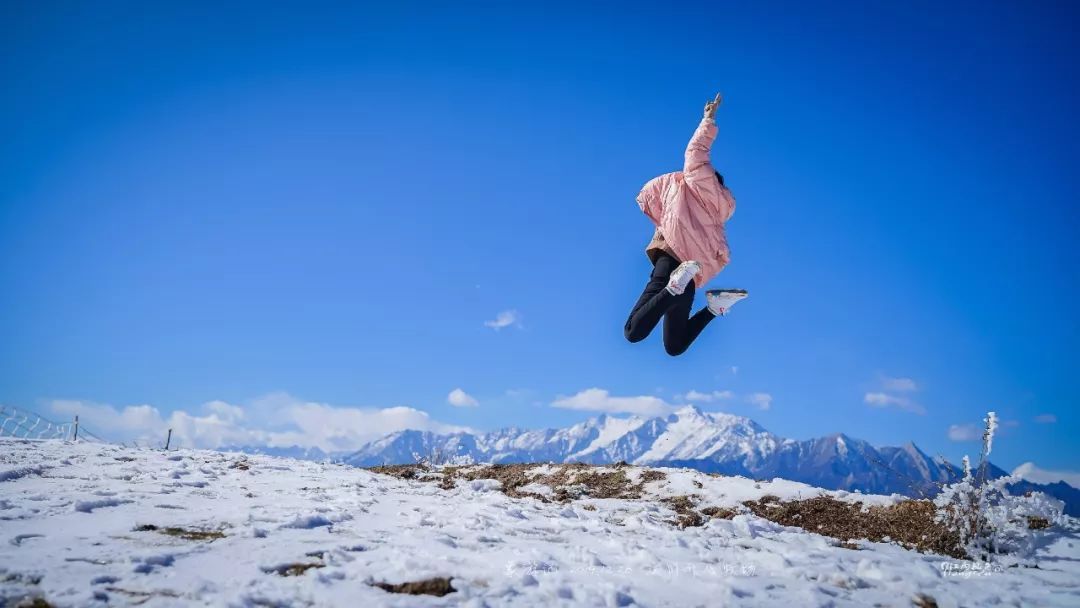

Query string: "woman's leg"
[661, 280, 716, 356]
[624, 255, 681, 343]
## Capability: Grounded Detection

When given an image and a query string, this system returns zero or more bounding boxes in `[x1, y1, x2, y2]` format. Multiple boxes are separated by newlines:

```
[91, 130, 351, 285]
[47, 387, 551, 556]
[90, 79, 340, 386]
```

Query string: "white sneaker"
[666, 261, 701, 295]
[706, 289, 748, 316]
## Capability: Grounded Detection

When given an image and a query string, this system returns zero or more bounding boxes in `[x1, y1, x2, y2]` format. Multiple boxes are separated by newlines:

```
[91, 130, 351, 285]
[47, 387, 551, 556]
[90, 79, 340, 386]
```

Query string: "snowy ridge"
[340, 406, 928, 490]
[1, 439, 1078, 607]
[342, 405, 778, 472]
[338, 406, 1080, 515]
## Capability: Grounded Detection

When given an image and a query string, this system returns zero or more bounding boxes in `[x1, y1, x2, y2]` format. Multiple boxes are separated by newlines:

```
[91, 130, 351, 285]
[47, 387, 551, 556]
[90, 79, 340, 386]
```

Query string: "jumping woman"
[624, 93, 747, 356]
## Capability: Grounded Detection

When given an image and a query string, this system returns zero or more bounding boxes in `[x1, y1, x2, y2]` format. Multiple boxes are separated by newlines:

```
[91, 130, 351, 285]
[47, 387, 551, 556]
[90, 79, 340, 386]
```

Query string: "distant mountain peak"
[331, 409, 1079, 515]
[674, 404, 704, 416]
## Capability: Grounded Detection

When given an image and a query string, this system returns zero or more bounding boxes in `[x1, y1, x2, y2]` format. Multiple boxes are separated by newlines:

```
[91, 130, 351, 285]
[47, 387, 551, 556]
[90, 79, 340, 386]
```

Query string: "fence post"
[165, 428, 172, 450]
[73, 415, 79, 441]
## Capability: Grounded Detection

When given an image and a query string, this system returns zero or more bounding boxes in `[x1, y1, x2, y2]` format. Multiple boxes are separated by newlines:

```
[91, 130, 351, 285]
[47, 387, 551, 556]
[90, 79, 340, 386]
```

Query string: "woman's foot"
[706, 289, 748, 316]
[666, 261, 701, 295]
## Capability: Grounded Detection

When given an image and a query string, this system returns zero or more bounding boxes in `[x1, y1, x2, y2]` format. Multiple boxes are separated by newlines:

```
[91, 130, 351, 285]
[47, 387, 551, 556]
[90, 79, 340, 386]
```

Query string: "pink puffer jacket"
[636, 117, 735, 287]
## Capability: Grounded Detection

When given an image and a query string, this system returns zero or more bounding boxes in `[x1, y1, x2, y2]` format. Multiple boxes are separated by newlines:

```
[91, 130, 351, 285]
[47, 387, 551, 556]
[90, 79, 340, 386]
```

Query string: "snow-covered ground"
[1, 439, 1078, 607]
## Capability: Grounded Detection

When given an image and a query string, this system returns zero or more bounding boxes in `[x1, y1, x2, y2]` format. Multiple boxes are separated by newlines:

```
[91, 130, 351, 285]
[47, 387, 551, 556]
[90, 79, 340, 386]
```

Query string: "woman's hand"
[704, 93, 722, 120]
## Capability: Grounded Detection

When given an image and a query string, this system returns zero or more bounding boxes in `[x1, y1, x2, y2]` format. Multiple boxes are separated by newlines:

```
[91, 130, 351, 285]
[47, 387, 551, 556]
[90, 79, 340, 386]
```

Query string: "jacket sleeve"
[683, 117, 717, 183]
[636, 175, 666, 226]
[683, 117, 735, 221]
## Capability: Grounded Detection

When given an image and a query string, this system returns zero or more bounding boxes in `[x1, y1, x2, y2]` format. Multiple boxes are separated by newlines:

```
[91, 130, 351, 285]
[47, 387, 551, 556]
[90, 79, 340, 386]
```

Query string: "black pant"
[624, 253, 715, 356]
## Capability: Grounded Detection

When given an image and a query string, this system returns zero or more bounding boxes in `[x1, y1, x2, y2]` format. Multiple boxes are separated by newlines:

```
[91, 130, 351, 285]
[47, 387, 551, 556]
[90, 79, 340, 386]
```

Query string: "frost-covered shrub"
[934, 411, 1064, 562]
[411, 447, 475, 468]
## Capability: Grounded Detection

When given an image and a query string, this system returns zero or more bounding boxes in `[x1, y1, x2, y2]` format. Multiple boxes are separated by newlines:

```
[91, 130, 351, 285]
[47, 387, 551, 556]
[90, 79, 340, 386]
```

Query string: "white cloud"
[881, 376, 918, 392]
[552, 388, 672, 416]
[683, 390, 734, 403]
[864, 375, 924, 414]
[204, 400, 245, 423]
[1012, 462, 1080, 488]
[43, 393, 470, 453]
[48, 399, 170, 440]
[730, 366, 739, 376]
[1035, 414, 1057, 424]
[447, 388, 479, 408]
[746, 393, 772, 411]
[947, 423, 981, 442]
[864, 392, 926, 415]
[484, 310, 522, 330]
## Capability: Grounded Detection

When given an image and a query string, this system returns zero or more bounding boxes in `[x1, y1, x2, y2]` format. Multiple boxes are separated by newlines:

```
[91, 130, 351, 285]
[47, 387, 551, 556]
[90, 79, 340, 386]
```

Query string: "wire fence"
[0, 404, 108, 443]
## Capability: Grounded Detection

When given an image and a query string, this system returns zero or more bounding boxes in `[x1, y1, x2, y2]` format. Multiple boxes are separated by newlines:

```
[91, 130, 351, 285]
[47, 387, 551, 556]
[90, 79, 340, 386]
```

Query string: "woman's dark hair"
[715, 170, 725, 187]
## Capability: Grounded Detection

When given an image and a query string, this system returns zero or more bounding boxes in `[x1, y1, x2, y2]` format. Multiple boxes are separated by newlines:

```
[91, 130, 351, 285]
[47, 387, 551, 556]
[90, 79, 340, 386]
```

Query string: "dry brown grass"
[1027, 516, 1051, 530]
[742, 495, 965, 558]
[664, 495, 705, 528]
[368, 464, 429, 480]
[263, 562, 324, 577]
[700, 506, 738, 520]
[432, 463, 648, 503]
[639, 469, 667, 483]
[372, 577, 455, 596]
[134, 524, 225, 541]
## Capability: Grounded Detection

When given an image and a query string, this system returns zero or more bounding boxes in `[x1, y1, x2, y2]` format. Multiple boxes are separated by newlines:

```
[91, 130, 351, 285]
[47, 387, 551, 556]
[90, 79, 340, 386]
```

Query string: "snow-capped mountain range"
[333, 405, 1079, 514]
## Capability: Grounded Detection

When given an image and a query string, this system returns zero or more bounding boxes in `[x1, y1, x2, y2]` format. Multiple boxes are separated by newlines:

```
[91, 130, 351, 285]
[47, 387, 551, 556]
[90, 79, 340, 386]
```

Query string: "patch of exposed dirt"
[134, 524, 225, 541]
[549, 466, 643, 501]
[639, 469, 667, 483]
[372, 576, 455, 596]
[700, 506, 738, 520]
[368, 463, 426, 480]
[742, 495, 965, 558]
[444, 464, 549, 500]
[1027, 516, 1051, 530]
[263, 562, 324, 577]
[664, 495, 705, 528]
[431, 463, 647, 503]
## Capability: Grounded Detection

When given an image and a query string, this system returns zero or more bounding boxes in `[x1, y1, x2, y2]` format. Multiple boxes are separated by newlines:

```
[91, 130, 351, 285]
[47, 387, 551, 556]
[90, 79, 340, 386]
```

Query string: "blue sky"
[2, 1, 1077, 473]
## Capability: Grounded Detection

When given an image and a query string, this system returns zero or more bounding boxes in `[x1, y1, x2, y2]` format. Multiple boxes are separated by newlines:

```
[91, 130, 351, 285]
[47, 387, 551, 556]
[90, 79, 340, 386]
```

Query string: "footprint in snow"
[132, 553, 175, 574]
[75, 498, 133, 513]
[11, 533, 44, 546]
[280, 514, 341, 529]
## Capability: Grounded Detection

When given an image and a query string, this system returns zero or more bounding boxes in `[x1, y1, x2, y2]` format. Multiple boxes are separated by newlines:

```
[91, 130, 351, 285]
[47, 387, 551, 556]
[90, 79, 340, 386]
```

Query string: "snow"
[635, 408, 774, 463]
[569, 416, 646, 460]
[2, 438, 1078, 607]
